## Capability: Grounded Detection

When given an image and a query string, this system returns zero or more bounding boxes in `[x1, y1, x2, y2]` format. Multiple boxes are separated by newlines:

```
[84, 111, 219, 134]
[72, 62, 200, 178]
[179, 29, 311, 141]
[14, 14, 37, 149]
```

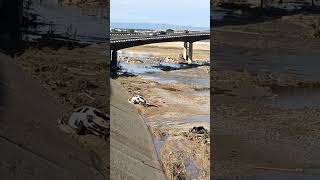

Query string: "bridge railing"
[110, 32, 209, 36]
[110, 33, 210, 43]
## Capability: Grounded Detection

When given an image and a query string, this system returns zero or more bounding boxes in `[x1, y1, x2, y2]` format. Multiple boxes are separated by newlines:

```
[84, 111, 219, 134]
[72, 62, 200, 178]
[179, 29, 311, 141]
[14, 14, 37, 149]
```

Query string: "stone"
[189, 126, 208, 134]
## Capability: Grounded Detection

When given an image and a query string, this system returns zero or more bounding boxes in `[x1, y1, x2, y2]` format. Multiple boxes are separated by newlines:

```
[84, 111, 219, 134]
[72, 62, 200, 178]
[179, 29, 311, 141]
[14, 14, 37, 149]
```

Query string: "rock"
[127, 59, 144, 64]
[189, 126, 208, 134]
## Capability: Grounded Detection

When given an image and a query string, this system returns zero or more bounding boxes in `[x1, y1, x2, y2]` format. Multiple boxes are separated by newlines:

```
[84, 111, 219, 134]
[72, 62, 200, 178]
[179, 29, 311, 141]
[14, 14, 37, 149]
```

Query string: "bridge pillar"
[183, 42, 193, 64]
[188, 42, 193, 64]
[111, 50, 118, 78]
[183, 42, 188, 62]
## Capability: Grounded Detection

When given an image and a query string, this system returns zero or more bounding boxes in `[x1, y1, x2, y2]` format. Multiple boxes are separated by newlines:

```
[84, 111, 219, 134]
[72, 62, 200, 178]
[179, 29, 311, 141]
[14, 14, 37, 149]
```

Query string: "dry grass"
[15, 44, 109, 112]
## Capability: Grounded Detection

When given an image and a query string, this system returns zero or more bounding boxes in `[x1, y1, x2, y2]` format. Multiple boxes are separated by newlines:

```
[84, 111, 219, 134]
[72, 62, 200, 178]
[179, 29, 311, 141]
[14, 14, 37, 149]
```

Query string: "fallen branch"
[79, 92, 95, 100]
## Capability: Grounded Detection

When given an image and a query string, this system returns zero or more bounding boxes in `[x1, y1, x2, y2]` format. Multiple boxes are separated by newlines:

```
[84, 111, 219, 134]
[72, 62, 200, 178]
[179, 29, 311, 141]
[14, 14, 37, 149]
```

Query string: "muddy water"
[118, 51, 210, 89]
[24, 0, 107, 43]
[118, 50, 210, 100]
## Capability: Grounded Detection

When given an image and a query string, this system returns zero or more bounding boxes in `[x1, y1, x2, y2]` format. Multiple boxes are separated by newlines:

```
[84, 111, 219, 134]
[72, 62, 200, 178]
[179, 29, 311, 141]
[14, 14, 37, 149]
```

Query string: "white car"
[67, 106, 109, 138]
[128, 95, 147, 106]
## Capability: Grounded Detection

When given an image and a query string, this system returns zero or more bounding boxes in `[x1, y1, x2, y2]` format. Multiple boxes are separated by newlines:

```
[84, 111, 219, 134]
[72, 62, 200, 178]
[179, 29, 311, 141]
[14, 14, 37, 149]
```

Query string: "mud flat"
[212, 8, 320, 178]
[116, 42, 210, 179]
[119, 41, 210, 62]
[212, 69, 320, 178]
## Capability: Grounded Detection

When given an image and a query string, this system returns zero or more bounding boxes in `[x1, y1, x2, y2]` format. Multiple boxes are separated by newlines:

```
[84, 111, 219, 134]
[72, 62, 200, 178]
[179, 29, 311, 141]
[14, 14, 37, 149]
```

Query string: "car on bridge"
[148, 32, 158, 36]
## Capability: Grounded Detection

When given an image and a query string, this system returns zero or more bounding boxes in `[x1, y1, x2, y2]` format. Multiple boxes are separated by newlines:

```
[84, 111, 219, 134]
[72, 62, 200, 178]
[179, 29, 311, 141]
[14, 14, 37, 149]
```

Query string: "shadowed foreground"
[0, 53, 106, 180]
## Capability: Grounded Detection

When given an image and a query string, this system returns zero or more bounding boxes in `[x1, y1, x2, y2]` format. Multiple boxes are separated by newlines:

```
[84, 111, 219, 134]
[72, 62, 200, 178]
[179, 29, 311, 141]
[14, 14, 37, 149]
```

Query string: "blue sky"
[111, 0, 209, 28]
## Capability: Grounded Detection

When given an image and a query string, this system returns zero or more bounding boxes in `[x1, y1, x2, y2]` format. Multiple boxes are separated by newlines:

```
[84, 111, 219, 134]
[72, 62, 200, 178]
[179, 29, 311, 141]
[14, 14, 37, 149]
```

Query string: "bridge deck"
[110, 33, 210, 50]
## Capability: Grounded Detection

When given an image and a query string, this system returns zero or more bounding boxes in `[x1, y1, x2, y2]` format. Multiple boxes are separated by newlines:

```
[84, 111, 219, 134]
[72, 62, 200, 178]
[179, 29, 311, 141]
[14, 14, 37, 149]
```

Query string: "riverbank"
[213, 9, 320, 178]
[116, 43, 210, 179]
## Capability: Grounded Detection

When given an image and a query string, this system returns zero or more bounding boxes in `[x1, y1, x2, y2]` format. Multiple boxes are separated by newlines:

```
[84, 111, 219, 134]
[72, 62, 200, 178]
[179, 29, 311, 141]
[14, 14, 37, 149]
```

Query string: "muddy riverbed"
[212, 6, 320, 179]
[116, 44, 210, 179]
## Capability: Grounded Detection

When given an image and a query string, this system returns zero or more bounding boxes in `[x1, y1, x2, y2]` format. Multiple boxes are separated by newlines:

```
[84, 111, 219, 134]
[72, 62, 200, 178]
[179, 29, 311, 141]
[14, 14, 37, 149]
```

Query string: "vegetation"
[166, 29, 174, 34]
[127, 29, 135, 34]
[111, 29, 119, 33]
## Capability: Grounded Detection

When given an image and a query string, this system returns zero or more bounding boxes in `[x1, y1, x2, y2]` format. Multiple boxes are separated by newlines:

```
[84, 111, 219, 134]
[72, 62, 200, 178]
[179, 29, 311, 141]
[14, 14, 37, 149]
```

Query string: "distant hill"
[111, 22, 209, 31]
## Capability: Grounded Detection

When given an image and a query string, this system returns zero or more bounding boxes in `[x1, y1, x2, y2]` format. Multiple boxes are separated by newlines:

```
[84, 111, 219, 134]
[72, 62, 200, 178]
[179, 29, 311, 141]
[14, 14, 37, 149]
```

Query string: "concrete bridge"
[110, 33, 210, 78]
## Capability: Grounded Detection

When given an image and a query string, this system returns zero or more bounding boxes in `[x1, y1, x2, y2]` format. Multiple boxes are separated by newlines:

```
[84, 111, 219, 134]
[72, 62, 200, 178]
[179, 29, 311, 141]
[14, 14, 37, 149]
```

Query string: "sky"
[110, 0, 209, 28]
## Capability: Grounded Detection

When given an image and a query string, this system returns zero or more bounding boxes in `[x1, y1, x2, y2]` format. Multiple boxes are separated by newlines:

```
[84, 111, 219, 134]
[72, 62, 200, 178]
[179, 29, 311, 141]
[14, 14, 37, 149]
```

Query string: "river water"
[118, 51, 210, 90]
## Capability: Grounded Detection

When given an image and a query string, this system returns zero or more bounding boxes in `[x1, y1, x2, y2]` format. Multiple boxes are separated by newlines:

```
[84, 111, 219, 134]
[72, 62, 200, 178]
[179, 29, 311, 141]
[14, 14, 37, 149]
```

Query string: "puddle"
[153, 133, 169, 158]
[149, 115, 210, 130]
[24, 0, 107, 43]
[185, 115, 210, 123]
[142, 72, 209, 87]
[119, 62, 162, 75]
[261, 87, 320, 108]
[192, 89, 210, 97]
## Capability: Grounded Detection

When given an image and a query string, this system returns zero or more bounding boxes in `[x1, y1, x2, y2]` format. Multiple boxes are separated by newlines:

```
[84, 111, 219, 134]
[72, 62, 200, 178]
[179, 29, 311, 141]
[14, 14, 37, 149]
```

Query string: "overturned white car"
[128, 95, 147, 107]
[61, 106, 109, 138]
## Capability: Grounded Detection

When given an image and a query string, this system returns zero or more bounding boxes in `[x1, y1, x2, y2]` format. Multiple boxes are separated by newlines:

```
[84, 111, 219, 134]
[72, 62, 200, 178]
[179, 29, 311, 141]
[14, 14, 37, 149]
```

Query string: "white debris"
[128, 95, 147, 106]
[59, 106, 109, 138]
